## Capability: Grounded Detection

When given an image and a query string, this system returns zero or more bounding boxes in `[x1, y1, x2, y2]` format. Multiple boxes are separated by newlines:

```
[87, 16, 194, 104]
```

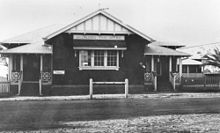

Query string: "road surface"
[0, 97, 220, 130]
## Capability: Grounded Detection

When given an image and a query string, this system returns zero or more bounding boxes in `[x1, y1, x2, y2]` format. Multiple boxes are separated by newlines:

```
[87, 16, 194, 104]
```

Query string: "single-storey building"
[0, 9, 189, 95]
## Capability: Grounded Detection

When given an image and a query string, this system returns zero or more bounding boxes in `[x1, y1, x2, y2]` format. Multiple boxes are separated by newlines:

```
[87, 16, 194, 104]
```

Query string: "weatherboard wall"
[48, 33, 149, 94]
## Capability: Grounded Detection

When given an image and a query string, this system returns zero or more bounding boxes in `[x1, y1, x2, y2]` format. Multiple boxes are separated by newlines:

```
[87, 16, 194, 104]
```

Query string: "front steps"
[20, 82, 39, 96]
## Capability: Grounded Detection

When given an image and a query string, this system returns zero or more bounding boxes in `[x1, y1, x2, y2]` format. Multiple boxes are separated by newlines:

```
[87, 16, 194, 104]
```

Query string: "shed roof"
[144, 45, 190, 56]
[0, 41, 52, 54]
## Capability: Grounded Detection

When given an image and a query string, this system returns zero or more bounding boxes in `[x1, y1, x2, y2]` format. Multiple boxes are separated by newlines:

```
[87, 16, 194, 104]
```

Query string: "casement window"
[79, 50, 119, 70]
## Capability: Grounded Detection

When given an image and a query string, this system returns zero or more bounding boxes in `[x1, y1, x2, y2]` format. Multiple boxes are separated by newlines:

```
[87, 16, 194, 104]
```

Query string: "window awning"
[73, 40, 126, 50]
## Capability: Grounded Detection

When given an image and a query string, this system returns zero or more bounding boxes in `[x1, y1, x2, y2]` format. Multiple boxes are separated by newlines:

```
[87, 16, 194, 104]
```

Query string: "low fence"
[181, 73, 220, 91]
[0, 76, 10, 94]
[89, 78, 129, 99]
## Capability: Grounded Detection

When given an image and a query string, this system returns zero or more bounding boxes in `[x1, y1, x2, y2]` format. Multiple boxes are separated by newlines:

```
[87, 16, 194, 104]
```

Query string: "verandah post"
[17, 55, 23, 96]
[39, 55, 43, 95]
[125, 78, 128, 98]
[89, 78, 93, 99]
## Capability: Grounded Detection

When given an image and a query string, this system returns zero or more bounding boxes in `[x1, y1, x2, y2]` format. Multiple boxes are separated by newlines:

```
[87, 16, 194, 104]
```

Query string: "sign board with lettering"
[73, 35, 125, 40]
[53, 70, 65, 75]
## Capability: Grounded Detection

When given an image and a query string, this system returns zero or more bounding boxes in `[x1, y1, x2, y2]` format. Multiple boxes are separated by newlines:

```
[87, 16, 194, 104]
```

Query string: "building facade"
[0, 9, 189, 95]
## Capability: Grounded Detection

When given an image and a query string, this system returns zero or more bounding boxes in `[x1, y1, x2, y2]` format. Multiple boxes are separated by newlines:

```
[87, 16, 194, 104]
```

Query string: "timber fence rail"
[89, 78, 129, 99]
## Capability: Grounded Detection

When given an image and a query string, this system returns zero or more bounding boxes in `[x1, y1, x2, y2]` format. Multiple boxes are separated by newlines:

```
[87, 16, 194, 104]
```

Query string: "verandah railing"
[144, 72, 157, 91]
[169, 72, 181, 91]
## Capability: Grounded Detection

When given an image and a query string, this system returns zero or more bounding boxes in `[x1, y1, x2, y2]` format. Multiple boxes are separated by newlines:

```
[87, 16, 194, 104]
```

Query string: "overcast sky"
[0, 0, 220, 45]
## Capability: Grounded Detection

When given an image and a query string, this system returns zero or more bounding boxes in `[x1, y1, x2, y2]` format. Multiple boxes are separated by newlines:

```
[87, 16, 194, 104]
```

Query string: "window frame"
[79, 50, 119, 70]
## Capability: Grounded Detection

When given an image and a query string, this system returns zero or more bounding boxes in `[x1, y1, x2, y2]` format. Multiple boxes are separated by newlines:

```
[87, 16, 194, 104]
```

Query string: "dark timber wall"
[47, 33, 149, 95]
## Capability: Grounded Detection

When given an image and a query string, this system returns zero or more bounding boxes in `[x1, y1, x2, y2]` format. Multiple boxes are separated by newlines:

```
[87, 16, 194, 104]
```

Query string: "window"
[80, 51, 92, 67]
[94, 51, 104, 66]
[79, 50, 119, 70]
[107, 51, 117, 66]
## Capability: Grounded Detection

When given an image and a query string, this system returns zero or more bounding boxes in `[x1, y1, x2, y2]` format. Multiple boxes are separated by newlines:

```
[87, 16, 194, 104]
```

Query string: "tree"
[203, 48, 220, 68]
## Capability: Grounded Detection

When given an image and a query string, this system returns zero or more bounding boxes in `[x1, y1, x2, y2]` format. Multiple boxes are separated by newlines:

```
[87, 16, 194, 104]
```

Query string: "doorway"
[23, 55, 40, 81]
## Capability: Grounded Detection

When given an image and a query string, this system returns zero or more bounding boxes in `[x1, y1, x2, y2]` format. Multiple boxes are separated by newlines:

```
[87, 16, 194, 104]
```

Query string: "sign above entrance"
[53, 70, 65, 75]
[73, 35, 125, 40]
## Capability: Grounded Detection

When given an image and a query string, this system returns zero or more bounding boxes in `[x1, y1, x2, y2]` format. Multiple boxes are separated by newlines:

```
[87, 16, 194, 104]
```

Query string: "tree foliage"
[203, 48, 220, 68]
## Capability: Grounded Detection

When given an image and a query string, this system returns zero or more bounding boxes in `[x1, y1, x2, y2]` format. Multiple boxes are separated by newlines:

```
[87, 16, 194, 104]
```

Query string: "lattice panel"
[11, 72, 21, 82]
[144, 73, 153, 82]
[173, 73, 181, 83]
[41, 72, 52, 82]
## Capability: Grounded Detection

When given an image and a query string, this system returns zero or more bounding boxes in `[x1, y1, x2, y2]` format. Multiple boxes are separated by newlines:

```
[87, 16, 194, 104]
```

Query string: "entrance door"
[157, 56, 172, 91]
[23, 55, 40, 81]
[160, 56, 169, 80]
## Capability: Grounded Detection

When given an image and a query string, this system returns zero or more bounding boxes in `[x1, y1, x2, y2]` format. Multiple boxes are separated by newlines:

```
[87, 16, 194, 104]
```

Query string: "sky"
[0, 0, 220, 46]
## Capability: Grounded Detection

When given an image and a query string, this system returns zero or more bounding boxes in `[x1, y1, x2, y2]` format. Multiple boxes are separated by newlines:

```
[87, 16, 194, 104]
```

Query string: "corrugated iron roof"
[1, 24, 64, 44]
[181, 58, 202, 65]
[150, 41, 185, 48]
[178, 42, 220, 60]
[145, 45, 190, 56]
[0, 41, 52, 54]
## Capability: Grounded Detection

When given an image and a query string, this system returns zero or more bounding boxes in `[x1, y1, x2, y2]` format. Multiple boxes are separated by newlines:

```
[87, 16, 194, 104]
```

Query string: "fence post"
[173, 75, 176, 91]
[125, 79, 129, 98]
[18, 80, 21, 95]
[154, 76, 157, 91]
[39, 79, 42, 96]
[89, 78, 93, 99]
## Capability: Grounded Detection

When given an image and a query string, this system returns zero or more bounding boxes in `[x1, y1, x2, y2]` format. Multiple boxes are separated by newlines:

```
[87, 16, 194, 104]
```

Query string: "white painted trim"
[74, 47, 126, 50]
[20, 55, 23, 81]
[169, 56, 172, 72]
[79, 66, 119, 71]
[78, 50, 120, 71]
[117, 51, 119, 70]
[151, 56, 154, 71]
[66, 30, 132, 34]
[9, 55, 12, 81]
[179, 58, 182, 77]
[43, 9, 154, 41]
[104, 51, 107, 67]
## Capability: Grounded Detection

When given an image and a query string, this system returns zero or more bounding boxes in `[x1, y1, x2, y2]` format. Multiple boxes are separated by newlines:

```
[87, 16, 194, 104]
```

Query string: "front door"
[157, 56, 172, 91]
[23, 55, 40, 81]
[160, 56, 169, 80]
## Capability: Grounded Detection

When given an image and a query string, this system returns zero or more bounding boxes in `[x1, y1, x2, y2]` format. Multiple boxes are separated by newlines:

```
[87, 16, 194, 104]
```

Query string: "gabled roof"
[145, 44, 190, 56]
[0, 41, 52, 54]
[43, 9, 154, 42]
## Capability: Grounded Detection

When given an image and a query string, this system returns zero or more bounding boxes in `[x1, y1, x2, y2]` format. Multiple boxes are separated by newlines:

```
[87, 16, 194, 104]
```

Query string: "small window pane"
[81, 51, 91, 66]
[107, 51, 117, 66]
[94, 51, 104, 66]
